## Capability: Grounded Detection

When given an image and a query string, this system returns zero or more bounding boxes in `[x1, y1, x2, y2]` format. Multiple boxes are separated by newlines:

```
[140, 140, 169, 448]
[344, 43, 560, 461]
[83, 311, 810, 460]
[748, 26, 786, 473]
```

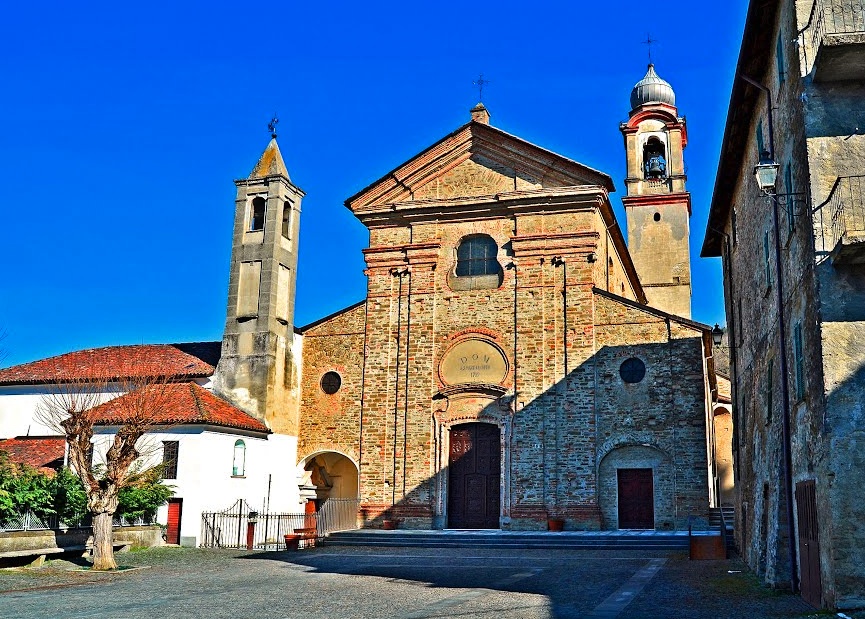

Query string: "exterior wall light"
[711, 324, 724, 346]
[754, 155, 780, 194]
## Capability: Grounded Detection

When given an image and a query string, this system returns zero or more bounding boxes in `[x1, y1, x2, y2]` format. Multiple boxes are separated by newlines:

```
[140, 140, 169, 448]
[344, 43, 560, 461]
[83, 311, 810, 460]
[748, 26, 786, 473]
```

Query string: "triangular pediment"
[346, 121, 613, 211]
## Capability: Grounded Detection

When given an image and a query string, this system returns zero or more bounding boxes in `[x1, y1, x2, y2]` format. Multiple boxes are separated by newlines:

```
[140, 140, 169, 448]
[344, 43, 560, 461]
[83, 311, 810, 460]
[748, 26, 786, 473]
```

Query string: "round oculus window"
[619, 358, 646, 383]
[320, 371, 342, 395]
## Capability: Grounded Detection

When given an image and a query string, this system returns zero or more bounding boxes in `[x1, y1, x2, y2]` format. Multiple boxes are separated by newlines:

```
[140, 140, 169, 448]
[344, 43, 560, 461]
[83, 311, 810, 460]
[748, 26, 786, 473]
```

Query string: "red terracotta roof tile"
[88, 383, 270, 434]
[0, 343, 220, 386]
[0, 436, 65, 469]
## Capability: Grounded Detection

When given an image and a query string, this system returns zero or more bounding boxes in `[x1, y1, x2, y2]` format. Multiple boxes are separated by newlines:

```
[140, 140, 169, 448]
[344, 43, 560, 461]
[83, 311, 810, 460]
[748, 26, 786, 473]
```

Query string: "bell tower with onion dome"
[620, 64, 692, 318]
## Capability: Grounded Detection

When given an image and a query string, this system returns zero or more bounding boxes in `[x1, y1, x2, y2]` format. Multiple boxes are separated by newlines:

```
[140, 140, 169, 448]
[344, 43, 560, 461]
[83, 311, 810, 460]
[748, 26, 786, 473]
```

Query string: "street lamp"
[711, 324, 724, 346]
[754, 154, 780, 194]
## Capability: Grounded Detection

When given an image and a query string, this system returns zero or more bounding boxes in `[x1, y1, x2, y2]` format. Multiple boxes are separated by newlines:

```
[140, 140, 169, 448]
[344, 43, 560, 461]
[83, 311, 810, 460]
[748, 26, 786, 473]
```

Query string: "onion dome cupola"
[629, 64, 676, 111]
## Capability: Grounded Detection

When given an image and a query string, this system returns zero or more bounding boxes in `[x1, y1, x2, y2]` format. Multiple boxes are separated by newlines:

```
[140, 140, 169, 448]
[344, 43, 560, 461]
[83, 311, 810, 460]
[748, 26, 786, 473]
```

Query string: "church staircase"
[708, 506, 736, 555]
[324, 529, 690, 551]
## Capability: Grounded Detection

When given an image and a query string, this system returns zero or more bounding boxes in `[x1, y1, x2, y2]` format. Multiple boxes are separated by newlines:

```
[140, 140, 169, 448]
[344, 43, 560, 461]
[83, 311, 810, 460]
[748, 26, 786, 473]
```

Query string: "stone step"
[324, 530, 692, 551]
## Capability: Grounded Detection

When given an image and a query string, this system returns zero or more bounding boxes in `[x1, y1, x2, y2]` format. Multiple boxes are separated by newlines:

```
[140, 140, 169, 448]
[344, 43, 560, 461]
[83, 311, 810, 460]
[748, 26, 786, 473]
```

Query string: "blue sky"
[0, 1, 748, 367]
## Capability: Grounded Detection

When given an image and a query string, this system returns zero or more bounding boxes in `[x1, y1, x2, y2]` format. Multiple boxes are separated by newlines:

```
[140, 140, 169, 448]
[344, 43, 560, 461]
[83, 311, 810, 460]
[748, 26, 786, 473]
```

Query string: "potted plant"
[284, 533, 301, 550]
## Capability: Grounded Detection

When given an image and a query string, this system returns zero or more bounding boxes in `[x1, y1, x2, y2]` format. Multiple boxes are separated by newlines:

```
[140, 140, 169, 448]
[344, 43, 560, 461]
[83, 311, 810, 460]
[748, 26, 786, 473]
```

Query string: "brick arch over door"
[297, 450, 359, 501]
[598, 444, 673, 531]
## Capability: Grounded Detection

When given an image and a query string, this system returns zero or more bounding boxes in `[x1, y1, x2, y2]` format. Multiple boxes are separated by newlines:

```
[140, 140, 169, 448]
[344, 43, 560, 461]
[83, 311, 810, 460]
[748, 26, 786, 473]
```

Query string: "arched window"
[281, 201, 292, 239]
[456, 235, 499, 276]
[250, 197, 266, 231]
[450, 235, 503, 291]
[232, 440, 246, 477]
[643, 138, 667, 179]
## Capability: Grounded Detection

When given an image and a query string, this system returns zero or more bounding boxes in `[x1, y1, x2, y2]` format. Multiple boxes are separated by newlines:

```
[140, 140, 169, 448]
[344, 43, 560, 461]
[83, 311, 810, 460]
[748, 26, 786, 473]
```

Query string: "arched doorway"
[447, 423, 500, 529]
[301, 452, 359, 501]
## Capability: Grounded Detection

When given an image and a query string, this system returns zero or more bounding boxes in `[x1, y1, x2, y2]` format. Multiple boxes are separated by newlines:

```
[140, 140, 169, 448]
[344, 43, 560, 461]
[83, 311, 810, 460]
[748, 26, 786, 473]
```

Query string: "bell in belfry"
[646, 154, 667, 178]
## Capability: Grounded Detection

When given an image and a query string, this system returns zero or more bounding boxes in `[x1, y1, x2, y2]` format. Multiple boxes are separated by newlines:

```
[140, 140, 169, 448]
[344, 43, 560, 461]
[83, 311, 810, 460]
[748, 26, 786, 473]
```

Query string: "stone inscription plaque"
[440, 339, 508, 385]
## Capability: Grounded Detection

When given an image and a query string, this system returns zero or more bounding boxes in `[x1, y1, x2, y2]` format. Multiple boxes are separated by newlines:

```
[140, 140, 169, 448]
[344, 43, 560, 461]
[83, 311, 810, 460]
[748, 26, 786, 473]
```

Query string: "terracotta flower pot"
[547, 518, 565, 532]
[284, 534, 301, 550]
[383, 519, 398, 530]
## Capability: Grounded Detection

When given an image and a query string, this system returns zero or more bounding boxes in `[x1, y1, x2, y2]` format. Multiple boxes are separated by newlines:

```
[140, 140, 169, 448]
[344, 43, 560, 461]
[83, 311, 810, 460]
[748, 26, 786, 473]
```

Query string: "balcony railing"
[818, 175, 865, 260]
[805, 0, 865, 79]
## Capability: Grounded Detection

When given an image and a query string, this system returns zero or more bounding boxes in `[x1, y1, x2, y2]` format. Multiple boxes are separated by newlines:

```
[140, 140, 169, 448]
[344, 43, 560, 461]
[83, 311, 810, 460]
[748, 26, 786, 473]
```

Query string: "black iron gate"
[200, 498, 359, 550]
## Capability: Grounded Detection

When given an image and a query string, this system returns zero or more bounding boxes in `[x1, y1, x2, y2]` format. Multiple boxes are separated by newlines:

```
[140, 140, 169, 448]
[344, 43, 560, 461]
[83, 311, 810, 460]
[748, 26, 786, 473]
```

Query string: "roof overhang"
[702, 0, 780, 257]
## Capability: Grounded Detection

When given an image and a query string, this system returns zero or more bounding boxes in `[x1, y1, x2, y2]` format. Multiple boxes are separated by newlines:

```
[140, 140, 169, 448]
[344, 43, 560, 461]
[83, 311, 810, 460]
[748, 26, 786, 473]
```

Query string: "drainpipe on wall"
[738, 73, 799, 594]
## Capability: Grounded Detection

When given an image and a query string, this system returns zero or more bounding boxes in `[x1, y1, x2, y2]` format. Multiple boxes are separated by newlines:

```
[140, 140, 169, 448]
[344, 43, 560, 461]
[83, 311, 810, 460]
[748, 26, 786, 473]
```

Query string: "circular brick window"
[320, 371, 342, 395]
[619, 358, 646, 383]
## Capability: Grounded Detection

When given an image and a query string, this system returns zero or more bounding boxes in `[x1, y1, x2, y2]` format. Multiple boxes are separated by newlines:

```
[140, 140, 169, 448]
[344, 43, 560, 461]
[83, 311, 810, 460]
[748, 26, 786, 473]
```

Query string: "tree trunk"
[91, 511, 117, 570]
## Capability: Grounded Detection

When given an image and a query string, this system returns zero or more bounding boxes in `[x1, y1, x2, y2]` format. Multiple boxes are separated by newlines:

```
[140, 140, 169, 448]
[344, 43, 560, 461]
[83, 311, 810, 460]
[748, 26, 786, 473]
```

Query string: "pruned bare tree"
[36, 356, 175, 570]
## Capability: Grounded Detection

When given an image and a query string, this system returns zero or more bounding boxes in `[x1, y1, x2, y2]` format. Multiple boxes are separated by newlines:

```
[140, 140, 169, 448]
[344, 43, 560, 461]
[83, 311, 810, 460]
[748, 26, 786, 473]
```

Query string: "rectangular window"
[794, 322, 805, 400]
[784, 163, 795, 233]
[756, 120, 766, 159]
[764, 230, 772, 287]
[732, 209, 738, 246]
[776, 34, 786, 84]
[162, 441, 179, 480]
[766, 358, 774, 424]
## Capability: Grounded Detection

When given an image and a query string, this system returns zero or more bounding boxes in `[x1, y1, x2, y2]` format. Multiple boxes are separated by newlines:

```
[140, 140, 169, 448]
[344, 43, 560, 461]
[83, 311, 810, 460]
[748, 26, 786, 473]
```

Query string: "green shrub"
[0, 450, 171, 525]
[116, 466, 174, 522]
[51, 467, 88, 524]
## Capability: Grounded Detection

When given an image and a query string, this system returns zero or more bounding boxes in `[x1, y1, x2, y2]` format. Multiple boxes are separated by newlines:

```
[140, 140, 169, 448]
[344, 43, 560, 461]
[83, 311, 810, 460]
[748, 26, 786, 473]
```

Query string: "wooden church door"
[448, 423, 501, 529]
[617, 468, 654, 529]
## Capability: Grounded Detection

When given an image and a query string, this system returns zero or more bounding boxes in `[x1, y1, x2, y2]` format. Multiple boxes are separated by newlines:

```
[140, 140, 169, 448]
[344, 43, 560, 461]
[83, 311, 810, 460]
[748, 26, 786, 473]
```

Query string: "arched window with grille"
[232, 439, 246, 477]
[450, 235, 503, 290]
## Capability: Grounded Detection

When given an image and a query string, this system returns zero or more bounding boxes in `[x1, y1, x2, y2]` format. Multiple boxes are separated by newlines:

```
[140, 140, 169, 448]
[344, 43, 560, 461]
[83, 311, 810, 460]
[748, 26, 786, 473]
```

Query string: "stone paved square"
[0, 547, 837, 619]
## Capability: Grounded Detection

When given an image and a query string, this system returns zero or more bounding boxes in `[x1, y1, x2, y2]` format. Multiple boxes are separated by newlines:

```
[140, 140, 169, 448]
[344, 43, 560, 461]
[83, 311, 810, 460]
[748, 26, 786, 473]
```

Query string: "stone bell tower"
[214, 128, 304, 433]
[620, 64, 692, 318]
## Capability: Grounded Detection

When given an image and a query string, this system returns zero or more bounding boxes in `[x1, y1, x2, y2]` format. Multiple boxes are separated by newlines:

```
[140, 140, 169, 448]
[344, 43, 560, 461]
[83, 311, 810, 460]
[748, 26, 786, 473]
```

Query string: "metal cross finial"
[268, 115, 279, 139]
[643, 33, 658, 63]
[473, 74, 491, 102]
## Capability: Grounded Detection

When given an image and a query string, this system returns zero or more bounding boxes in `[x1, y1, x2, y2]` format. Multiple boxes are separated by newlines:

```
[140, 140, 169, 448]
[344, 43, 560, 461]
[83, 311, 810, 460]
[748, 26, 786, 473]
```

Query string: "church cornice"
[353, 186, 608, 228]
[622, 191, 692, 215]
[345, 121, 614, 213]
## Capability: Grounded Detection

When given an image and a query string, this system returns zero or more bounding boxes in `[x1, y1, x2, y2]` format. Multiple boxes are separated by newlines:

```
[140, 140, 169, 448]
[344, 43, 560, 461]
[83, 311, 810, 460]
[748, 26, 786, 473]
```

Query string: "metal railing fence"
[817, 175, 865, 252]
[0, 511, 154, 532]
[200, 497, 361, 550]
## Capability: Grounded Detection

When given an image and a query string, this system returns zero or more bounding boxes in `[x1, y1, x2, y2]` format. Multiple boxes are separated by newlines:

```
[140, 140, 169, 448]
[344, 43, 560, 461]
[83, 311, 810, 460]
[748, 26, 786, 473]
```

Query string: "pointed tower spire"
[249, 137, 290, 180]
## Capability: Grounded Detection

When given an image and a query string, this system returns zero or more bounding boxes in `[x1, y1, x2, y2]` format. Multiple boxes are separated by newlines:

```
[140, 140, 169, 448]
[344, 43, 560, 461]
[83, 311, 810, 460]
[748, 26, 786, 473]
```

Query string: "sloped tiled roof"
[88, 382, 270, 434]
[0, 436, 65, 469]
[0, 343, 221, 386]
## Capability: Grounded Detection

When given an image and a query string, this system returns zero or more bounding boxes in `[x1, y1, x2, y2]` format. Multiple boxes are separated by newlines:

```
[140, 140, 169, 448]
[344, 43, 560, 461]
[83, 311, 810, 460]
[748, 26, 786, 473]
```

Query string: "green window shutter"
[785, 163, 795, 232]
[757, 120, 766, 158]
[776, 34, 786, 84]
[794, 323, 805, 400]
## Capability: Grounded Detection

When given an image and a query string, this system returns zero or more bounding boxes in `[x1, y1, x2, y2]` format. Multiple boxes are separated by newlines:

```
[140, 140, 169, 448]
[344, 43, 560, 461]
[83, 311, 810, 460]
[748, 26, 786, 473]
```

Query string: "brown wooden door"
[796, 480, 822, 608]
[448, 423, 500, 529]
[166, 498, 183, 545]
[617, 468, 654, 529]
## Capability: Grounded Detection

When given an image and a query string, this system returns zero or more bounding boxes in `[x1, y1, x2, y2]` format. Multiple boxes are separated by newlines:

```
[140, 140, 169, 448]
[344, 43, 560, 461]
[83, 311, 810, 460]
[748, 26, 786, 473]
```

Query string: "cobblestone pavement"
[0, 546, 848, 619]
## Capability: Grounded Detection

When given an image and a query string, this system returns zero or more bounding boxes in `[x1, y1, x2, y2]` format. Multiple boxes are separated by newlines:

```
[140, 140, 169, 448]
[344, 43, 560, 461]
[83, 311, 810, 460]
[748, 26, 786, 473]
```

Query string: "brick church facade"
[215, 67, 723, 531]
